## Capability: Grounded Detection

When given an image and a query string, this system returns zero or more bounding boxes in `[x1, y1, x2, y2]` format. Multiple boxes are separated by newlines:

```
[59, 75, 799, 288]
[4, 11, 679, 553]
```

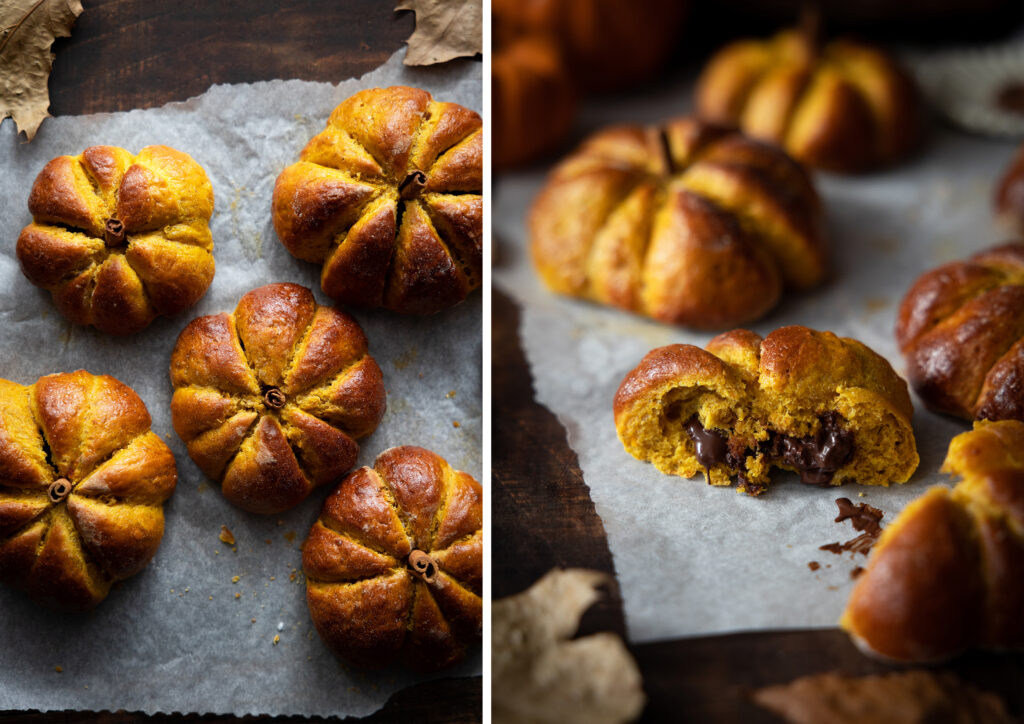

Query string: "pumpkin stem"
[798, 4, 823, 53]
[399, 170, 427, 201]
[407, 549, 437, 583]
[47, 478, 71, 503]
[264, 388, 286, 409]
[104, 218, 126, 248]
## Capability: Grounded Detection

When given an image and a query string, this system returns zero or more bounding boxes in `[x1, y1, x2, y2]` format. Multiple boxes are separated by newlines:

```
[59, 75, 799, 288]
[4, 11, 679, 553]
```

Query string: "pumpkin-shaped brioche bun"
[17, 145, 215, 335]
[303, 446, 482, 670]
[0, 370, 177, 610]
[531, 118, 827, 329]
[272, 86, 482, 315]
[169, 283, 386, 514]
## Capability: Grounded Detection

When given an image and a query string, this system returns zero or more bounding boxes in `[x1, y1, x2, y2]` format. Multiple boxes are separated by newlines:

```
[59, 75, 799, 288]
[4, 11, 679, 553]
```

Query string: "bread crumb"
[284, 531, 296, 543]
[54, 666, 63, 673]
[170, 588, 175, 593]
[452, 420, 460, 428]
[265, 539, 272, 545]
[270, 576, 276, 581]
[446, 390, 456, 398]
[232, 575, 240, 583]
[219, 526, 235, 545]
[251, 618, 256, 623]
[235, 592, 241, 599]
[209, 596, 213, 600]
[289, 572, 297, 582]
[858, 492, 866, 498]
[277, 519, 283, 526]
[273, 635, 280, 646]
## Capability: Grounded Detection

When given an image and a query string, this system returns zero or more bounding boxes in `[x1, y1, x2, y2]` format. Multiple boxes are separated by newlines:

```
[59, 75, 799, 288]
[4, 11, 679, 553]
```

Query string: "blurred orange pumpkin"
[493, 0, 688, 92]
[493, 30, 578, 169]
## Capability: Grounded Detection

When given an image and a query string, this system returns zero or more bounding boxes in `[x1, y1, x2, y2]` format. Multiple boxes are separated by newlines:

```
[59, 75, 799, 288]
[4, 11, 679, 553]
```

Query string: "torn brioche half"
[613, 326, 918, 495]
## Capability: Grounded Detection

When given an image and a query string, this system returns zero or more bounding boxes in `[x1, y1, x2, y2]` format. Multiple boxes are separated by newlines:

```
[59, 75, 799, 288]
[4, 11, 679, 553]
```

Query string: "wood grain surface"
[47, 0, 413, 116]
[1, 2, 478, 722]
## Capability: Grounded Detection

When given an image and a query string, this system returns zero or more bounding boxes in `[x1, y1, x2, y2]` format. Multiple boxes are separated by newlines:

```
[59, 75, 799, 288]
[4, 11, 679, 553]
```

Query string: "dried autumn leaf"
[754, 670, 1012, 724]
[0, 0, 82, 141]
[493, 569, 645, 724]
[396, 0, 481, 66]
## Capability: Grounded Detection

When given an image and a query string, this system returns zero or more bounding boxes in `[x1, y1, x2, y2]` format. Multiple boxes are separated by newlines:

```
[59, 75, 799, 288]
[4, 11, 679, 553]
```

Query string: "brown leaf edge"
[0, 0, 84, 141]
[395, 0, 482, 67]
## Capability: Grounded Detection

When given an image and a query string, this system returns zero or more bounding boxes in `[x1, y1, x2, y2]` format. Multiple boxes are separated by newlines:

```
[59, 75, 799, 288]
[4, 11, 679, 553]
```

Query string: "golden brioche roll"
[17, 145, 215, 334]
[303, 446, 482, 670]
[841, 419, 1024, 662]
[696, 28, 922, 173]
[896, 242, 1024, 422]
[0, 371, 177, 610]
[272, 86, 481, 315]
[169, 283, 386, 514]
[530, 118, 828, 329]
[614, 326, 918, 494]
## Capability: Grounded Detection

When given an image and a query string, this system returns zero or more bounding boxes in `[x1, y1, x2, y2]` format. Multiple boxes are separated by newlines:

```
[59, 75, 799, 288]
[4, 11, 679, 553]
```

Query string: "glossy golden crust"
[613, 326, 918, 493]
[530, 118, 827, 329]
[841, 420, 1024, 662]
[493, 32, 577, 169]
[303, 446, 482, 670]
[896, 242, 1024, 422]
[696, 30, 922, 173]
[16, 145, 215, 335]
[0, 371, 177, 610]
[169, 283, 386, 514]
[272, 86, 482, 315]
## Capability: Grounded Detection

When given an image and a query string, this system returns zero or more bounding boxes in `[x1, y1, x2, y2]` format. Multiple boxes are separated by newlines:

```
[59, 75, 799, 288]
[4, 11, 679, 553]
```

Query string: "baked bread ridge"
[16, 145, 215, 335]
[272, 86, 482, 315]
[613, 326, 918, 494]
[169, 282, 386, 514]
[695, 29, 921, 173]
[0, 370, 177, 610]
[896, 241, 1024, 422]
[529, 117, 828, 329]
[841, 419, 1024, 662]
[303, 445, 482, 670]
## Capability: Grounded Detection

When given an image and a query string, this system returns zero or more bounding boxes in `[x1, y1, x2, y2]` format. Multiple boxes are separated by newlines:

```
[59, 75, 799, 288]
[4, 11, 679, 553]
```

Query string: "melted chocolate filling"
[768, 412, 856, 486]
[684, 417, 729, 470]
[682, 412, 855, 490]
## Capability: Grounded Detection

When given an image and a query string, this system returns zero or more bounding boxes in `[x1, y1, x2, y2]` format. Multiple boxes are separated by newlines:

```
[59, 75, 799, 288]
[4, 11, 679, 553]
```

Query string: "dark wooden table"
[493, 288, 1024, 723]
[0, 2, 479, 722]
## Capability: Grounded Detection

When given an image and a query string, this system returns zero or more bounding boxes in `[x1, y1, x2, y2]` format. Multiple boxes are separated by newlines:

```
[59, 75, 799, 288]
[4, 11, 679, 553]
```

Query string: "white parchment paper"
[0, 50, 481, 717]
[494, 71, 1015, 644]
